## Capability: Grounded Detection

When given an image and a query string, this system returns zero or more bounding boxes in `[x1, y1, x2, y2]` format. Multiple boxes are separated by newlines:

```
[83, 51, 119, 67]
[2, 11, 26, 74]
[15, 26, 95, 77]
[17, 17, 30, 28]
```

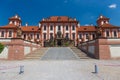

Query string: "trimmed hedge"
[0, 43, 4, 53]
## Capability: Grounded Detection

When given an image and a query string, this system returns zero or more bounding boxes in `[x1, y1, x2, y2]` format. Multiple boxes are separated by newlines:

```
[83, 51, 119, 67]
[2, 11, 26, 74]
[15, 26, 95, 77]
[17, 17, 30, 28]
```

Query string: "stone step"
[24, 48, 48, 60]
[70, 47, 92, 59]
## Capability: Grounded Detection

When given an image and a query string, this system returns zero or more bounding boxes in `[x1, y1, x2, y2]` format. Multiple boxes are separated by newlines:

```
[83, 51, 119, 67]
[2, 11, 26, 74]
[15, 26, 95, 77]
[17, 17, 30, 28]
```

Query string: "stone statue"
[97, 28, 102, 37]
[57, 30, 61, 38]
[17, 28, 22, 38]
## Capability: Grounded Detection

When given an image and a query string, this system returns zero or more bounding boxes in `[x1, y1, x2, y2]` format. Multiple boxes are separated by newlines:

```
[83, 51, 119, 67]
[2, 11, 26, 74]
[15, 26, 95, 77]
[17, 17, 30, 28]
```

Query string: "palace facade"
[0, 15, 120, 46]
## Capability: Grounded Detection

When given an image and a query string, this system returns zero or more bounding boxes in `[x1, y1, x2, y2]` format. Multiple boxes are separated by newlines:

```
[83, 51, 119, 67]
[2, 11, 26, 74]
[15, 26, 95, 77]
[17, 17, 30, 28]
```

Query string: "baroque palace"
[0, 14, 120, 47]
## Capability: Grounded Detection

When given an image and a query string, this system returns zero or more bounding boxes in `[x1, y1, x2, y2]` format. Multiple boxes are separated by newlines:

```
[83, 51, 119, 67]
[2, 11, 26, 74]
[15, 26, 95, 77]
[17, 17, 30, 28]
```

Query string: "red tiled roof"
[9, 14, 21, 21]
[21, 26, 40, 32]
[42, 16, 76, 21]
[100, 23, 119, 28]
[78, 26, 96, 32]
[0, 24, 17, 29]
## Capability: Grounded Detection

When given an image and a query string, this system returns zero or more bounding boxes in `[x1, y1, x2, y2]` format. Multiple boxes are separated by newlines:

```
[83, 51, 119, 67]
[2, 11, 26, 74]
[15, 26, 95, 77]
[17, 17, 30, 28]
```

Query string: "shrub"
[64, 42, 69, 46]
[0, 43, 4, 53]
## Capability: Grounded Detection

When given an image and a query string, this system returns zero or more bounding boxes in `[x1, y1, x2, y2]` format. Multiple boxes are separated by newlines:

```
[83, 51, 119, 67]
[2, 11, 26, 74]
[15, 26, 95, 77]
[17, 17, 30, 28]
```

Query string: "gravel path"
[41, 47, 80, 60]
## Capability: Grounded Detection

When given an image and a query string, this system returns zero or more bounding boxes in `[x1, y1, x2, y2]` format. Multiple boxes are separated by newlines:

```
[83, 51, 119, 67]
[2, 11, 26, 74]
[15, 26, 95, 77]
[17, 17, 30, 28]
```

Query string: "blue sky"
[0, 0, 120, 26]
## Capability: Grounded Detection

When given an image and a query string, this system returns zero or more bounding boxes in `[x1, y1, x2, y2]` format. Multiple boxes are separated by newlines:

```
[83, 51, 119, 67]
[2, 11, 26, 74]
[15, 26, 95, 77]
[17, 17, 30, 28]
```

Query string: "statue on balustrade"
[57, 30, 62, 38]
[17, 28, 22, 38]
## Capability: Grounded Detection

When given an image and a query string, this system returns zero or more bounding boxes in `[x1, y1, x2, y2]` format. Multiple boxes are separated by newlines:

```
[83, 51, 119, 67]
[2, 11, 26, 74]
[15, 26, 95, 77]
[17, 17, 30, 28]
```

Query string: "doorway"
[57, 39, 62, 46]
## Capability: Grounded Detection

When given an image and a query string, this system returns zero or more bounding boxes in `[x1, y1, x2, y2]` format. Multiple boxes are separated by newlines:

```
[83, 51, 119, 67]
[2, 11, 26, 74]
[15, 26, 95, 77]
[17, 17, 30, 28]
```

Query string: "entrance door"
[57, 40, 61, 46]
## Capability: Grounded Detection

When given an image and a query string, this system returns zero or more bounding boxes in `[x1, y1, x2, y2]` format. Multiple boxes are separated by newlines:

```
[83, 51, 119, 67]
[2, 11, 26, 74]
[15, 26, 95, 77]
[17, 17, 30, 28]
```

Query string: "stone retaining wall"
[78, 38, 120, 59]
[0, 38, 40, 60]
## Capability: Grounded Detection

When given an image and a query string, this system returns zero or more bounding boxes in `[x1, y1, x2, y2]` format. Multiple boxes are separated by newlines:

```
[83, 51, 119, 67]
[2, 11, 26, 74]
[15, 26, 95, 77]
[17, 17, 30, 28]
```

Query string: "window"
[114, 31, 117, 37]
[66, 25, 68, 31]
[24, 34, 26, 39]
[66, 33, 69, 38]
[44, 25, 46, 30]
[1, 31, 4, 37]
[79, 34, 82, 39]
[72, 33, 75, 39]
[50, 33, 53, 39]
[106, 31, 109, 37]
[72, 25, 75, 30]
[37, 34, 39, 39]
[30, 34, 33, 39]
[44, 33, 46, 40]
[104, 21, 106, 23]
[92, 34, 95, 39]
[8, 31, 12, 37]
[50, 25, 53, 30]
[58, 25, 61, 30]
[86, 34, 89, 39]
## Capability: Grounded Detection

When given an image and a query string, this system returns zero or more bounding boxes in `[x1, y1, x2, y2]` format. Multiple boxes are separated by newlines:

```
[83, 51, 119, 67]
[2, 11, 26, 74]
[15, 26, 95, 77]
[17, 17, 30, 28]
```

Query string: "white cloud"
[84, 24, 89, 26]
[64, 0, 68, 3]
[108, 4, 117, 9]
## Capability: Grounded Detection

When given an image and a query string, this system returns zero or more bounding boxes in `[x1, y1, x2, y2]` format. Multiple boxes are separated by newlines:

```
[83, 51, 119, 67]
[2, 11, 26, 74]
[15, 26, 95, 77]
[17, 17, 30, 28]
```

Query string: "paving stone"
[41, 47, 80, 60]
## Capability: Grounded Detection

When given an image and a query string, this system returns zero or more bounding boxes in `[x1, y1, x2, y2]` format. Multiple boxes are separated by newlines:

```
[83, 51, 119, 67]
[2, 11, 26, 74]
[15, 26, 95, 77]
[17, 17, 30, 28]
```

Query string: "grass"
[0, 43, 4, 54]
